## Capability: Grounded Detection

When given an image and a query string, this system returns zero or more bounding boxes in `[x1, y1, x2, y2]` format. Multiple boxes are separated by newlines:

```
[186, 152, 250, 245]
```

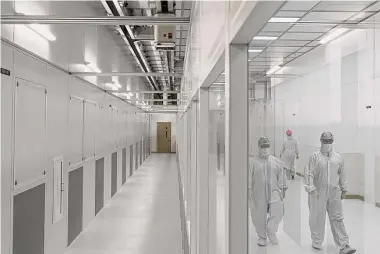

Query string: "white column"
[190, 103, 198, 254]
[225, 44, 249, 254]
[196, 89, 211, 254]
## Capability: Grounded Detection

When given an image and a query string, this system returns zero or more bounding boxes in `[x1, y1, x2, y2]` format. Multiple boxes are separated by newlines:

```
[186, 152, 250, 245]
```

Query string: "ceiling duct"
[154, 0, 176, 51]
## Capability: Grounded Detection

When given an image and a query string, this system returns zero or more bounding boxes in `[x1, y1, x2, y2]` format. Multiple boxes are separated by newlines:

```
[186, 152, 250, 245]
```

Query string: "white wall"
[1, 1, 150, 254]
[263, 16, 380, 205]
[150, 113, 177, 153]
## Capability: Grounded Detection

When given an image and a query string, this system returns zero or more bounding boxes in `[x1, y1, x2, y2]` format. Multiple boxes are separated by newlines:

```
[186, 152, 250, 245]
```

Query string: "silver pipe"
[125, 99, 179, 102]
[72, 72, 182, 77]
[1, 15, 190, 25]
[110, 90, 179, 93]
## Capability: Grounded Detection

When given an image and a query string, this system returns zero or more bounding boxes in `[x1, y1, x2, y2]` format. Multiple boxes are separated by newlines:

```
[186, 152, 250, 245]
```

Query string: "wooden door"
[157, 122, 171, 153]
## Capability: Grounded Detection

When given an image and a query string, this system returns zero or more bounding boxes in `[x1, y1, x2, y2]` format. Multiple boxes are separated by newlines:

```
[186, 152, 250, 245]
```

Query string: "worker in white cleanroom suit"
[249, 137, 287, 246]
[304, 132, 356, 254]
[280, 129, 299, 180]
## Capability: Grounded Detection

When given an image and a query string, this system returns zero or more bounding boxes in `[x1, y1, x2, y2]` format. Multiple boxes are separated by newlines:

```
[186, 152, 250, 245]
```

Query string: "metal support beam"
[72, 72, 182, 77]
[1, 15, 190, 25]
[124, 99, 179, 102]
[111, 90, 179, 94]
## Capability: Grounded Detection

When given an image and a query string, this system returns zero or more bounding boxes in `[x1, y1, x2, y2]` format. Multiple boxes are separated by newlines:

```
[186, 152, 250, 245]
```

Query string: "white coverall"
[304, 150, 350, 249]
[249, 155, 287, 239]
[281, 137, 299, 179]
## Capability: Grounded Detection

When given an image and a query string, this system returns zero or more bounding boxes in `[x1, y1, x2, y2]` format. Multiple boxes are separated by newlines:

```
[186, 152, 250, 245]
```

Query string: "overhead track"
[111, 90, 179, 93]
[72, 72, 182, 77]
[0, 15, 190, 25]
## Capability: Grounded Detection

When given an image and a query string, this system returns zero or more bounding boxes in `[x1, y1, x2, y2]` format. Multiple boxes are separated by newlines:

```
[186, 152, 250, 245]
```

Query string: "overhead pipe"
[101, 0, 158, 91]
[0, 15, 190, 25]
[72, 71, 181, 77]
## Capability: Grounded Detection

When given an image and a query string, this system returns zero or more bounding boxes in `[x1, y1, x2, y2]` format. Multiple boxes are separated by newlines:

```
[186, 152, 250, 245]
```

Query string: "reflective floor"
[248, 176, 380, 254]
[66, 154, 183, 254]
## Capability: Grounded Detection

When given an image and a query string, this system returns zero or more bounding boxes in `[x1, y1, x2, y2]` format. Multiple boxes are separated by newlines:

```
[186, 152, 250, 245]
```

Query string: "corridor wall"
[1, 1, 150, 254]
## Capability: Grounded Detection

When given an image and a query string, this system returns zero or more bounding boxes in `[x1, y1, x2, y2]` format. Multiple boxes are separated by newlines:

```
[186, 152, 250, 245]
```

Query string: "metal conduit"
[72, 72, 182, 77]
[0, 15, 190, 25]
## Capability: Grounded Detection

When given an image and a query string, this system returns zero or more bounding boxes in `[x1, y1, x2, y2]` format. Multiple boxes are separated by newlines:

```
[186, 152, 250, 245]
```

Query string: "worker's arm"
[295, 140, 299, 159]
[338, 157, 348, 193]
[304, 155, 316, 194]
[278, 162, 288, 198]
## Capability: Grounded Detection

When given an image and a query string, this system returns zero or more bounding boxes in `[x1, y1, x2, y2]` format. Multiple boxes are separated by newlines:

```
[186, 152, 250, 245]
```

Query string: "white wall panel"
[68, 96, 84, 165]
[14, 79, 47, 186]
[84, 101, 97, 160]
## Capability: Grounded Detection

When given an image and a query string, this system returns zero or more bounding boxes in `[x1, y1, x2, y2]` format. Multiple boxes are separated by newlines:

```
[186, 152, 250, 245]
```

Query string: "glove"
[341, 191, 347, 199]
[310, 190, 318, 198]
[296, 154, 299, 160]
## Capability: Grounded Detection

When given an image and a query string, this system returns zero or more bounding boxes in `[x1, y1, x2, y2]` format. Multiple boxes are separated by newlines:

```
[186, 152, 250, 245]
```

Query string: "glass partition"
[247, 2, 380, 253]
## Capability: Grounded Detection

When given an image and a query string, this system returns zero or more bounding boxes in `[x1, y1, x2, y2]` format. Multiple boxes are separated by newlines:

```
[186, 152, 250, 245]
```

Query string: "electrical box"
[154, 14, 176, 51]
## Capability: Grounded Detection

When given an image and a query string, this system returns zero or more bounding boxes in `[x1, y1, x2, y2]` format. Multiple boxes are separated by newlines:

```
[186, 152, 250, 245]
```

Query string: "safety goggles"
[321, 139, 333, 144]
[259, 144, 270, 149]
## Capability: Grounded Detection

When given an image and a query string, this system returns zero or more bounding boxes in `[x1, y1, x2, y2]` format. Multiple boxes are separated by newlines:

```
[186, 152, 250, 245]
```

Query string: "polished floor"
[66, 154, 183, 254]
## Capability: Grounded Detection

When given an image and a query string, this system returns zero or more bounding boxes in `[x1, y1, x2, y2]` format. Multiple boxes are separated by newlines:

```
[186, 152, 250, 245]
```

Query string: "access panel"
[122, 148, 127, 184]
[130, 145, 134, 176]
[68, 167, 83, 246]
[14, 79, 47, 187]
[95, 158, 104, 215]
[111, 152, 117, 197]
[13, 184, 45, 254]
[135, 142, 139, 170]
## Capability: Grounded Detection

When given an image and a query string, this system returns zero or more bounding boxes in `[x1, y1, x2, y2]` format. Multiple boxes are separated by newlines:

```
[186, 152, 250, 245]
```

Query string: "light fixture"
[25, 24, 56, 41]
[249, 49, 263, 53]
[269, 17, 299, 23]
[85, 62, 101, 73]
[253, 36, 278, 41]
[320, 28, 349, 45]
[105, 82, 121, 90]
[266, 65, 282, 75]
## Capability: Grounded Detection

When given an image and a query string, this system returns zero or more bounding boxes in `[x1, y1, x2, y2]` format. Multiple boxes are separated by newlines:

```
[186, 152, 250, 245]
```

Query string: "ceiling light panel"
[252, 35, 278, 40]
[269, 17, 300, 23]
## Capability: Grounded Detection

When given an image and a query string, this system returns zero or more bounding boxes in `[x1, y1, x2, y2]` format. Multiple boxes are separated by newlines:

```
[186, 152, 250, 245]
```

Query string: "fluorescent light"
[320, 28, 349, 45]
[269, 17, 299, 23]
[85, 62, 101, 73]
[249, 49, 263, 53]
[253, 36, 278, 41]
[26, 24, 56, 41]
[266, 65, 282, 75]
[105, 82, 120, 90]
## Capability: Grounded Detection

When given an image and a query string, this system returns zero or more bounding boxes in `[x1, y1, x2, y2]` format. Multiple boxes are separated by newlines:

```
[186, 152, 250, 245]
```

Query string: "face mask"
[321, 144, 332, 155]
[287, 135, 292, 140]
[259, 148, 270, 158]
